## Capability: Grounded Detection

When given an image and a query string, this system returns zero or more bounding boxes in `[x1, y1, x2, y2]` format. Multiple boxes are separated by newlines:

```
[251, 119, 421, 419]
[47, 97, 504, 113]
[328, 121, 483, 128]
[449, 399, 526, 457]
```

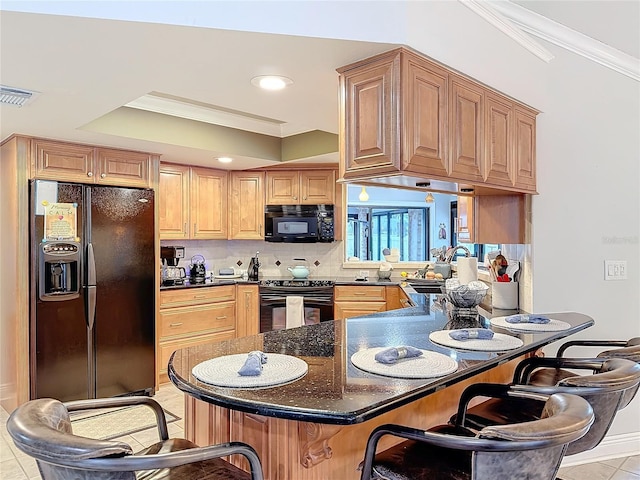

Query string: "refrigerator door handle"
[86, 243, 97, 330]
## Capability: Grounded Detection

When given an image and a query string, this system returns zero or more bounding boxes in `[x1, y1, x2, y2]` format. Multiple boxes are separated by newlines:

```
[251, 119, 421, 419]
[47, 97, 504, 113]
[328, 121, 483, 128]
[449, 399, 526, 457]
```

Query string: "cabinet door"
[95, 149, 151, 187]
[31, 139, 94, 182]
[265, 171, 299, 205]
[449, 76, 484, 182]
[340, 52, 400, 176]
[456, 195, 474, 244]
[513, 107, 537, 191]
[190, 167, 228, 239]
[403, 56, 449, 176]
[229, 172, 264, 240]
[159, 164, 189, 239]
[300, 170, 335, 204]
[236, 284, 259, 338]
[484, 94, 514, 188]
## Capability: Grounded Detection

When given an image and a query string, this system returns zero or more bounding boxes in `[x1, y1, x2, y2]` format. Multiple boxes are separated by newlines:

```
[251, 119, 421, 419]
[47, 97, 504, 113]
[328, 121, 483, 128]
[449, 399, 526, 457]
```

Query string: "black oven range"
[259, 279, 334, 333]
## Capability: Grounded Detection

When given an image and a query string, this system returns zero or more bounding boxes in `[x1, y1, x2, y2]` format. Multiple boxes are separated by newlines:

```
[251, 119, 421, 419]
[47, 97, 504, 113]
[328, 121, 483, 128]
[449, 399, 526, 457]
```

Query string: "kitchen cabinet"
[385, 285, 411, 311]
[157, 285, 236, 384]
[457, 194, 525, 244]
[235, 284, 259, 338]
[483, 94, 538, 192]
[333, 285, 387, 320]
[229, 171, 264, 240]
[159, 164, 228, 239]
[265, 169, 335, 205]
[449, 76, 484, 182]
[513, 107, 537, 191]
[337, 47, 538, 194]
[31, 138, 153, 187]
[159, 164, 189, 238]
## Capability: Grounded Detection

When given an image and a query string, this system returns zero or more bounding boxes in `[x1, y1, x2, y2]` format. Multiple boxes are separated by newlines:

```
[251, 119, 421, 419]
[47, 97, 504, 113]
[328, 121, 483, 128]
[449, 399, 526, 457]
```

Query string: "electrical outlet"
[604, 260, 627, 280]
[359, 270, 370, 279]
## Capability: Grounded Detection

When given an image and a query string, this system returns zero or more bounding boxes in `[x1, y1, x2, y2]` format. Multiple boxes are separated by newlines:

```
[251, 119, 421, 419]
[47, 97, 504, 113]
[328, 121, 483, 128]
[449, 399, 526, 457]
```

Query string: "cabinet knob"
[304, 196, 307, 200]
[101, 173, 106, 178]
[87, 172, 93, 177]
[293, 196, 297, 200]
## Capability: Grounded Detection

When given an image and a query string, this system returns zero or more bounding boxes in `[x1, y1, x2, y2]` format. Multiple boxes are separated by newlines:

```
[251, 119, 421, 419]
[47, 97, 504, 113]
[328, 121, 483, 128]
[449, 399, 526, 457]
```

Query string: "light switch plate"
[604, 260, 627, 280]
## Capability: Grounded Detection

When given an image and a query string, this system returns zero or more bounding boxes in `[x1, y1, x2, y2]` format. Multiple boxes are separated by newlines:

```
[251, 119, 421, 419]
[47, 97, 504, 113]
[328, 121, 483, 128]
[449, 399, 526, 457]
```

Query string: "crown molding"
[489, 0, 640, 82]
[459, 0, 554, 62]
[126, 93, 286, 137]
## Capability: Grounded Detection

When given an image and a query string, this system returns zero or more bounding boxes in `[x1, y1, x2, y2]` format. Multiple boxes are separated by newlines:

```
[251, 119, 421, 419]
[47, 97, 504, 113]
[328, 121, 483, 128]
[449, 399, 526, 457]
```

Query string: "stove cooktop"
[259, 279, 334, 287]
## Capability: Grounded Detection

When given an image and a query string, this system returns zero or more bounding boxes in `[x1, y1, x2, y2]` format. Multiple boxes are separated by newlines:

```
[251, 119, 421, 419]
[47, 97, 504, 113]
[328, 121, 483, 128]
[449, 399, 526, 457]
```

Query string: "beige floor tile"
[560, 462, 616, 480]
[0, 458, 29, 479]
[621, 456, 640, 475]
[604, 457, 629, 469]
[610, 471, 640, 480]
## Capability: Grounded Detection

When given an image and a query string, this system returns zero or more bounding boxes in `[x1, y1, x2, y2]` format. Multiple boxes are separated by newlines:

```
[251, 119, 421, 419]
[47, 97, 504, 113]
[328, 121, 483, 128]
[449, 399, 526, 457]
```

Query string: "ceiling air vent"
[0, 85, 39, 107]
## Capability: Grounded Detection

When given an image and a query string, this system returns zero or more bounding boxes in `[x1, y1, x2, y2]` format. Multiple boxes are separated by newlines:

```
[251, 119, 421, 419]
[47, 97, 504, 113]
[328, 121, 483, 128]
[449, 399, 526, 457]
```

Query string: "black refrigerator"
[29, 180, 155, 401]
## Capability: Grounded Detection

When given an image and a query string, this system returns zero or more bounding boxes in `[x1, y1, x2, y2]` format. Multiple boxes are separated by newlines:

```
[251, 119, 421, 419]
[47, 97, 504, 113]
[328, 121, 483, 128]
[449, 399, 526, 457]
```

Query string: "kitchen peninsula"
[169, 295, 594, 480]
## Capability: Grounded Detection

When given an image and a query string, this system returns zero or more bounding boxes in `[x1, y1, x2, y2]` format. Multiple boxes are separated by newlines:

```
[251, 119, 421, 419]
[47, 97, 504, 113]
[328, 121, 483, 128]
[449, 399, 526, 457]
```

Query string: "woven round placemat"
[490, 316, 572, 332]
[429, 330, 524, 351]
[351, 348, 458, 379]
[192, 353, 308, 388]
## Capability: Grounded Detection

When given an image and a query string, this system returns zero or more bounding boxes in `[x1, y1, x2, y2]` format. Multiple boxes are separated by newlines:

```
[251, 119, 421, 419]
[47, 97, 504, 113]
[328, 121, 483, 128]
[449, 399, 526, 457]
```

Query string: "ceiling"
[1, 3, 638, 171]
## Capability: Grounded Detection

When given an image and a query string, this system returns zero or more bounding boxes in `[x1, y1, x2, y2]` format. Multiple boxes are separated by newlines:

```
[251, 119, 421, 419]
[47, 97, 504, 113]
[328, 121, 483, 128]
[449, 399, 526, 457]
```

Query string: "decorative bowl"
[377, 270, 392, 280]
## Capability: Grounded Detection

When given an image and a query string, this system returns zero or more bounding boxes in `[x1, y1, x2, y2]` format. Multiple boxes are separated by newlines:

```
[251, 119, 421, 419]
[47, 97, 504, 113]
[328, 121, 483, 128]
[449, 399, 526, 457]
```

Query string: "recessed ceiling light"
[250, 75, 293, 91]
[217, 157, 233, 164]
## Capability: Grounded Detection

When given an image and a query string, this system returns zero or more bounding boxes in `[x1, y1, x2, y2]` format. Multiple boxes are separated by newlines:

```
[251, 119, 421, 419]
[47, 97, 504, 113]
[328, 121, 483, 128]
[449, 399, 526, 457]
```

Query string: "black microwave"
[264, 205, 334, 243]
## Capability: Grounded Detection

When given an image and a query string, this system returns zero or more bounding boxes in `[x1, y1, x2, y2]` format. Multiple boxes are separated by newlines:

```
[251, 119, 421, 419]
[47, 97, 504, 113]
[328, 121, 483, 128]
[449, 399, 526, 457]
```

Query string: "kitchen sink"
[406, 278, 444, 294]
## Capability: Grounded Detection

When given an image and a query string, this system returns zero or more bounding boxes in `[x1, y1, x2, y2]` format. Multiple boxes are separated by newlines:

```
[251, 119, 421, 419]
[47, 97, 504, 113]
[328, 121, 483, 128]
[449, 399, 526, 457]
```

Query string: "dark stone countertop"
[168, 295, 594, 425]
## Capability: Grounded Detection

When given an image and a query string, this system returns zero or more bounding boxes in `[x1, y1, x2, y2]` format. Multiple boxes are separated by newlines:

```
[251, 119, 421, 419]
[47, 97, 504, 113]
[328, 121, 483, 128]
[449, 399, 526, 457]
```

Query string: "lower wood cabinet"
[333, 285, 387, 320]
[235, 284, 260, 338]
[157, 286, 236, 384]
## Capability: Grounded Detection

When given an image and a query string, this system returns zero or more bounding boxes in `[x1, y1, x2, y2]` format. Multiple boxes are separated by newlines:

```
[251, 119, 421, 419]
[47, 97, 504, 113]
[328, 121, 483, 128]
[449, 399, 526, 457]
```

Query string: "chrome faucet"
[444, 245, 471, 263]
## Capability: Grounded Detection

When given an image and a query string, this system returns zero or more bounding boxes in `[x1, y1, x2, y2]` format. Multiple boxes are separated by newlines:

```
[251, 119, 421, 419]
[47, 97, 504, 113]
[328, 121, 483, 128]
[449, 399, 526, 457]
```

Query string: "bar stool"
[451, 357, 640, 456]
[527, 337, 640, 407]
[359, 386, 594, 480]
[7, 396, 264, 480]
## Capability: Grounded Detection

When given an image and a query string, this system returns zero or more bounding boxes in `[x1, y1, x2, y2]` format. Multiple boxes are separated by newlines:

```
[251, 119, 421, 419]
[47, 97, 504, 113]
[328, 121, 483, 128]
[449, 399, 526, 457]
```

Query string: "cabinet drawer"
[160, 301, 235, 338]
[160, 285, 235, 308]
[334, 286, 387, 301]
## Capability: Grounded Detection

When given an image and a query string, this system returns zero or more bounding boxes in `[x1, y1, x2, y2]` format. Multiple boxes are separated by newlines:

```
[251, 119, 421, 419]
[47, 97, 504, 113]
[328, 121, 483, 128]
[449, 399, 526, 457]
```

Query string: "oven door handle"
[260, 295, 334, 306]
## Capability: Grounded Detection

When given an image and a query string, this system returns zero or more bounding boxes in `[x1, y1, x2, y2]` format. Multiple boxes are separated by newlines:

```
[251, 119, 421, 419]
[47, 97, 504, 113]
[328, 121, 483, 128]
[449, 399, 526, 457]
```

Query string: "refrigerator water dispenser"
[39, 242, 80, 301]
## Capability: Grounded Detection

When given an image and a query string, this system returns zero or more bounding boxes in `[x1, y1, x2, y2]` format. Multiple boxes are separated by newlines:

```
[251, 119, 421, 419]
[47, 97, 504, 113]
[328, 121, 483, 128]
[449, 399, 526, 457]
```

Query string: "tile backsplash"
[162, 240, 345, 278]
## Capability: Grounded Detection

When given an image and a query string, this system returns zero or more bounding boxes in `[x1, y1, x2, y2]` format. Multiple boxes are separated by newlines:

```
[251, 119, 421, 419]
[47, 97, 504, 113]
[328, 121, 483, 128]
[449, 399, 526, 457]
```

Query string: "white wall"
[7, 0, 639, 444]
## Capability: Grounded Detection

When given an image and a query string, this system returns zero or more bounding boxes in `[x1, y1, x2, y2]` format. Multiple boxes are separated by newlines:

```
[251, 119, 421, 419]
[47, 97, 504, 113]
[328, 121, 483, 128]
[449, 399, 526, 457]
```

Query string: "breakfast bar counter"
[168, 296, 594, 479]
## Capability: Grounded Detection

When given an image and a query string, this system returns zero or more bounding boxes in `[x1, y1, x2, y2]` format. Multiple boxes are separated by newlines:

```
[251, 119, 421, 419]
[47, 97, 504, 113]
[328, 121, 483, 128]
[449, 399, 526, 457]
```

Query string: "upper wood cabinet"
[31, 138, 153, 188]
[190, 167, 228, 239]
[457, 194, 525, 244]
[513, 107, 537, 190]
[265, 169, 335, 205]
[229, 171, 264, 240]
[159, 164, 228, 240]
[449, 76, 484, 182]
[484, 93, 514, 188]
[337, 47, 538, 194]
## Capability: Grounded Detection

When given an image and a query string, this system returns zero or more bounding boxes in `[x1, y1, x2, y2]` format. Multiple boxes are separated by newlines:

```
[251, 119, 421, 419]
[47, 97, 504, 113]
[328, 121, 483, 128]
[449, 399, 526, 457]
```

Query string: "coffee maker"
[161, 246, 186, 286]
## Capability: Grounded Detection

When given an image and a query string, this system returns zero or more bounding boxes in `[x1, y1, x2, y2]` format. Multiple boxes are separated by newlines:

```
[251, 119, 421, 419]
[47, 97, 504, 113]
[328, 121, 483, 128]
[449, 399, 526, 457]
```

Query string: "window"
[347, 206, 428, 261]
